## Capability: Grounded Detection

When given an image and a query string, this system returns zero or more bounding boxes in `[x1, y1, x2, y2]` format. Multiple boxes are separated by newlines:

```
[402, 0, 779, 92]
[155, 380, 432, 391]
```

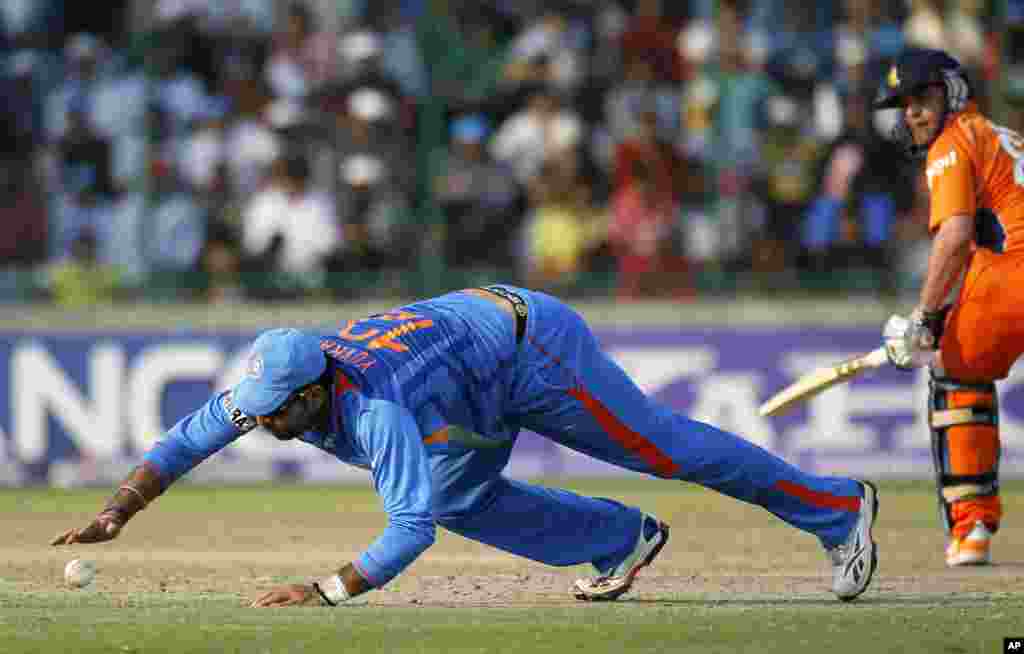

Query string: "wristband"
[313, 574, 349, 606]
[312, 581, 337, 607]
[101, 486, 148, 522]
[98, 507, 130, 525]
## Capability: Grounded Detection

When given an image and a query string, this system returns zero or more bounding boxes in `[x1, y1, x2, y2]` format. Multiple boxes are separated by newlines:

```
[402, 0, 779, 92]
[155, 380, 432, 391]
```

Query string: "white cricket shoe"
[946, 520, 992, 567]
[827, 480, 879, 602]
[573, 514, 669, 601]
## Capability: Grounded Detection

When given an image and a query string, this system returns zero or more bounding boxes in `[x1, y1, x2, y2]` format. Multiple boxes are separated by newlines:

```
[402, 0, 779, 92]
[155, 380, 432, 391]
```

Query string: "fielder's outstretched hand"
[50, 512, 123, 545]
[251, 584, 317, 608]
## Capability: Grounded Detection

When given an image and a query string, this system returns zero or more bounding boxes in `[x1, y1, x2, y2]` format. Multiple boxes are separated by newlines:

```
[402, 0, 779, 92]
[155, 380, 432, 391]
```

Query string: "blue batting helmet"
[872, 49, 973, 160]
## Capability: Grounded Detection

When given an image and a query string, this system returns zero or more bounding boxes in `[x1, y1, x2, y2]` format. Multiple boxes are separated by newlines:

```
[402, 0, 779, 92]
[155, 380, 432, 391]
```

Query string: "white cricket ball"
[64, 558, 96, 589]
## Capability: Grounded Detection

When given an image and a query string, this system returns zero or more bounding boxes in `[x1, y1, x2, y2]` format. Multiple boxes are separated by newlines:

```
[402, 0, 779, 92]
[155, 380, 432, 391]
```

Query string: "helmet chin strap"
[892, 119, 932, 161]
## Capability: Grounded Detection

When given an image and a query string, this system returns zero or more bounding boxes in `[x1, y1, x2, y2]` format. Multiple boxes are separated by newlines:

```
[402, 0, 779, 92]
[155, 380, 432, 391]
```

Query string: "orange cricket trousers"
[938, 248, 1024, 535]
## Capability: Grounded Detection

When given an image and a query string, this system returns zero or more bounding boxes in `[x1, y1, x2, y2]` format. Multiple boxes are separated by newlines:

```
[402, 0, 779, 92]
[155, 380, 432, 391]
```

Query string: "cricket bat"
[758, 346, 890, 417]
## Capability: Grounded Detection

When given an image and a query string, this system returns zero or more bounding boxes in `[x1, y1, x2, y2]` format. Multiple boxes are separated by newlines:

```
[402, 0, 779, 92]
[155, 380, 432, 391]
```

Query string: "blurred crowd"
[0, 0, 1013, 306]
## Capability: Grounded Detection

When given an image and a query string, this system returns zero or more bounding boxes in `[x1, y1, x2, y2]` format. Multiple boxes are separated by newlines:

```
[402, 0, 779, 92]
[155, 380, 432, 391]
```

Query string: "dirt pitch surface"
[5, 481, 1024, 607]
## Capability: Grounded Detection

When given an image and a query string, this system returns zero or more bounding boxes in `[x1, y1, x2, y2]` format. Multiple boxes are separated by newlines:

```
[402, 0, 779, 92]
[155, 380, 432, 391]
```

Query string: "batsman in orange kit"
[874, 48, 1024, 566]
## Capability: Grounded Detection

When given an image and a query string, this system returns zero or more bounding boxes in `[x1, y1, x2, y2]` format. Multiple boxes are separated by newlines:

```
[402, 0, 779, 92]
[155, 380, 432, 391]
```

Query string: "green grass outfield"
[3, 592, 1021, 654]
[3, 480, 1024, 654]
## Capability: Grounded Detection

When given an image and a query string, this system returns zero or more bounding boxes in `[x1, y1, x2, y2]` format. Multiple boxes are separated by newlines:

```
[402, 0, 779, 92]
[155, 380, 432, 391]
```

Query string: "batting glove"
[882, 308, 944, 369]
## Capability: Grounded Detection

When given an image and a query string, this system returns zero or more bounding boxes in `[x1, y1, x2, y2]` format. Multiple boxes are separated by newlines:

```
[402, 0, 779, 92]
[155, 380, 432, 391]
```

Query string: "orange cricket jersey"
[926, 104, 1024, 253]
[929, 107, 1024, 381]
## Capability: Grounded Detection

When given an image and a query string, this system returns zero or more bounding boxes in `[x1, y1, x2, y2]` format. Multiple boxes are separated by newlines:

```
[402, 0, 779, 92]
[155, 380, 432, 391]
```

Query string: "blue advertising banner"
[1, 328, 1022, 485]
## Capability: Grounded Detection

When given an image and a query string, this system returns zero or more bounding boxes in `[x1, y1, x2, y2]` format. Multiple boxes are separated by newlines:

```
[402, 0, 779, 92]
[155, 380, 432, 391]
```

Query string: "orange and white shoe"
[946, 521, 992, 567]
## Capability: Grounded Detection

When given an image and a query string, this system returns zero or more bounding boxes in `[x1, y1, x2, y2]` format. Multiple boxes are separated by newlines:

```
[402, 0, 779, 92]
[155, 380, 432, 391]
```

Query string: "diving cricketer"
[52, 285, 879, 604]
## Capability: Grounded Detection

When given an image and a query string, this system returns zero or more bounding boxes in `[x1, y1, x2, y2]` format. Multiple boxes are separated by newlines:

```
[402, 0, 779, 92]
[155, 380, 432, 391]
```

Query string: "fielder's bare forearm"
[919, 214, 974, 312]
[50, 462, 166, 546]
[102, 462, 165, 523]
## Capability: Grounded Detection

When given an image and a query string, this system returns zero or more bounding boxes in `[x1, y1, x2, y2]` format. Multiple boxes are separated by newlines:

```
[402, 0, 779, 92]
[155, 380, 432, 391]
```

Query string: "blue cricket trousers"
[431, 287, 862, 572]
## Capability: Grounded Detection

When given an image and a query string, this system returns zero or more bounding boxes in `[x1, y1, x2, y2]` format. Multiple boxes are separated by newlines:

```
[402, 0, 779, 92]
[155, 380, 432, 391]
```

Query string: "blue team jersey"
[142, 288, 523, 587]
[318, 288, 521, 445]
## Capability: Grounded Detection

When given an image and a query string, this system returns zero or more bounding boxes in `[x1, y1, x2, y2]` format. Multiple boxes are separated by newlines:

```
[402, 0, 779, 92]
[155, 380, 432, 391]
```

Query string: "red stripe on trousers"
[567, 386, 680, 478]
[774, 480, 861, 513]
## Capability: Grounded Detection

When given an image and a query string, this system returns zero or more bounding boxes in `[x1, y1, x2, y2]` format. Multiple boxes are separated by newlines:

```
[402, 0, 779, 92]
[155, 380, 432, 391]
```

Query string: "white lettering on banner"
[891, 368, 933, 450]
[7, 342, 333, 466]
[787, 386, 905, 452]
[608, 347, 716, 395]
[778, 351, 908, 452]
[690, 374, 774, 449]
[7, 337, 1021, 475]
[128, 345, 225, 452]
[998, 368, 1024, 448]
[12, 343, 124, 463]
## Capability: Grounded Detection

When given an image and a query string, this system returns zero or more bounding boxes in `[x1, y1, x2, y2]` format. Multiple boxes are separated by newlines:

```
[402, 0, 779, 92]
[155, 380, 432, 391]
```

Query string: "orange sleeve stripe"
[422, 428, 449, 445]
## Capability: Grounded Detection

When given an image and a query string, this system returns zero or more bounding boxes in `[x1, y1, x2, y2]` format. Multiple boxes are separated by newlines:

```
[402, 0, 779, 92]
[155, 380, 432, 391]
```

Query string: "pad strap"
[930, 407, 998, 428]
[931, 378, 998, 394]
[940, 480, 999, 502]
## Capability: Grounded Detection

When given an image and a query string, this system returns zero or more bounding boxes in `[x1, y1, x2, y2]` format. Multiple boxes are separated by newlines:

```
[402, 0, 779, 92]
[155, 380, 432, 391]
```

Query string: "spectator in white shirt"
[241, 152, 340, 276]
[178, 97, 231, 193]
[224, 83, 282, 198]
[489, 86, 583, 187]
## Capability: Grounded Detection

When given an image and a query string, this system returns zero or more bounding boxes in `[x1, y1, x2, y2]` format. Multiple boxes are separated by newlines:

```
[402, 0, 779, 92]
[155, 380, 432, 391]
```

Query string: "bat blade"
[759, 346, 889, 417]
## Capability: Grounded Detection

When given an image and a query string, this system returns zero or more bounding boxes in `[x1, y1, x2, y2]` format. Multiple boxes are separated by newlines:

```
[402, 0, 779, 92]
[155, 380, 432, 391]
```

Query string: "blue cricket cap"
[232, 328, 327, 416]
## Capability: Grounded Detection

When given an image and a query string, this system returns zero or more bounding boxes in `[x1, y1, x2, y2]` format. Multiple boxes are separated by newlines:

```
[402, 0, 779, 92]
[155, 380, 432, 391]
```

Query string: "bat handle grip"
[864, 346, 890, 368]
